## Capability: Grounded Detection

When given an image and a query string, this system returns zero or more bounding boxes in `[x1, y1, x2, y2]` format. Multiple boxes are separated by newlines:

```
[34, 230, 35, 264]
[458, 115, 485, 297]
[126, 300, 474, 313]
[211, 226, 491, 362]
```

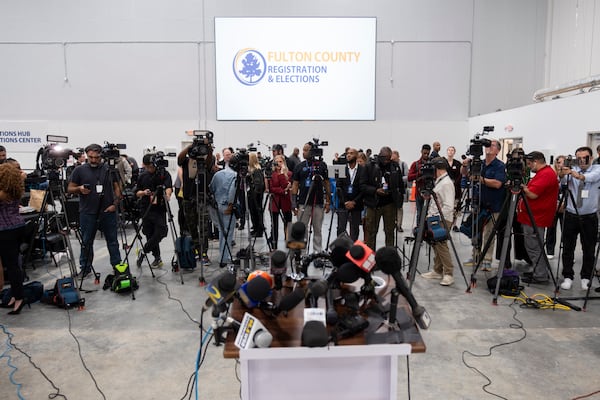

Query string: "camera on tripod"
[506, 151, 526, 186]
[420, 160, 436, 192]
[466, 126, 493, 159]
[230, 147, 250, 175]
[309, 138, 328, 160]
[39, 143, 75, 171]
[150, 151, 169, 169]
[102, 142, 126, 167]
[261, 157, 274, 179]
[188, 130, 214, 160]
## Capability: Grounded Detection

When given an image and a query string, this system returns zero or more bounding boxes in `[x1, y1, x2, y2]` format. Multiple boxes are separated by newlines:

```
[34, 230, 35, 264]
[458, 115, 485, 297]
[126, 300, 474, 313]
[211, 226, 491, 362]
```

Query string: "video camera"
[230, 147, 249, 175]
[38, 143, 75, 171]
[563, 155, 575, 168]
[188, 130, 214, 161]
[102, 142, 126, 167]
[466, 126, 493, 159]
[419, 160, 436, 192]
[260, 156, 274, 179]
[506, 151, 526, 187]
[308, 138, 328, 160]
[332, 151, 347, 165]
[149, 151, 169, 169]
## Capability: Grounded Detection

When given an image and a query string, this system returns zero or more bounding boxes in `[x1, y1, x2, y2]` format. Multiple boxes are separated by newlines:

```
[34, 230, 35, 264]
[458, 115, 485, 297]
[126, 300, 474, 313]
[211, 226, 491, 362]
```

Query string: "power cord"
[65, 308, 106, 400]
[461, 301, 527, 400]
[1, 323, 67, 399]
[180, 307, 215, 400]
[502, 291, 573, 311]
[155, 270, 203, 328]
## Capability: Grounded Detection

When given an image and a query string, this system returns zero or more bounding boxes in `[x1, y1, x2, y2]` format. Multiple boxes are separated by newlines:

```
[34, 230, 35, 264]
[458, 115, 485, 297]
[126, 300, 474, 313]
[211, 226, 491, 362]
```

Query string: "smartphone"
[83, 184, 91, 190]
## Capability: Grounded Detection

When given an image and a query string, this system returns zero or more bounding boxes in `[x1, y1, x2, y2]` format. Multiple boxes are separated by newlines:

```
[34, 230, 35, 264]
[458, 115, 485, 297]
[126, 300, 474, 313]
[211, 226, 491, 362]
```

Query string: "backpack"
[103, 263, 139, 293]
[487, 270, 523, 296]
[175, 235, 196, 270]
[42, 277, 85, 309]
[0, 281, 44, 307]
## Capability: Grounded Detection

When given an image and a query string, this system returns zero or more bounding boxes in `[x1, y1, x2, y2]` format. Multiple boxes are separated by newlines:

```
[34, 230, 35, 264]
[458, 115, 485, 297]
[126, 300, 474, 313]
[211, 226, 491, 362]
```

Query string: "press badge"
[96, 184, 103, 193]
[581, 189, 589, 199]
[347, 186, 353, 194]
[305, 178, 311, 187]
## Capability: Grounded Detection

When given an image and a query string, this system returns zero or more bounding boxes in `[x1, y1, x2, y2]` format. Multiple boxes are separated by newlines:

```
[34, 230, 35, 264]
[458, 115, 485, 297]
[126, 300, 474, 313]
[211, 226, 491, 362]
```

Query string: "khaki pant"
[432, 241, 453, 276]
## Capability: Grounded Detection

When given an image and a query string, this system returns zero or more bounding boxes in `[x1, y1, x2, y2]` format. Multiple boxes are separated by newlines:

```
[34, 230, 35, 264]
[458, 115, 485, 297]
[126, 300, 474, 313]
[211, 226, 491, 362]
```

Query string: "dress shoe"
[8, 300, 25, 315]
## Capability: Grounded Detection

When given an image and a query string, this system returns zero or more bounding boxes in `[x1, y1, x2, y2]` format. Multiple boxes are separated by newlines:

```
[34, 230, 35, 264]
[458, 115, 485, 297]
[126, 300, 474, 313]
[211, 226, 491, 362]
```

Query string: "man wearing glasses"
[557, 146, 600, 290]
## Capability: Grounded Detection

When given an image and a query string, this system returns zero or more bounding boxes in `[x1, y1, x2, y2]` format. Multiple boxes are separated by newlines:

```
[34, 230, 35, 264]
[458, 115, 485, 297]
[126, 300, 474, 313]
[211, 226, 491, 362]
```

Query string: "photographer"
[67, 143, 122, 277]
[336, 148, 364, 241]
[135, 154, 173, 268]
[360, 146, 404, 250]
[291, 141, 331, 253]
[177, 138, 215, 264]
[407, 144, 431, 224]
[557, 146, 600, 290]
[420, 157, 456, 286]
[462, 139, 506, 270]
[516, 152, 558, 284]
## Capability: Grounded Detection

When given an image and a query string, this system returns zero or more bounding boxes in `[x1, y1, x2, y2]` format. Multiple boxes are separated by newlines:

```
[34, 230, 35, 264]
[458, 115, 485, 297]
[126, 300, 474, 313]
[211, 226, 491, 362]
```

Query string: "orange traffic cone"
[409, 181, 416, 202]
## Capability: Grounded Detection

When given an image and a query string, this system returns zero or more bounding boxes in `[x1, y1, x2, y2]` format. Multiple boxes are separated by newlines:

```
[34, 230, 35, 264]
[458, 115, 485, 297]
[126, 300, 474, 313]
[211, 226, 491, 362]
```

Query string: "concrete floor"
[1, 201, 599, 400]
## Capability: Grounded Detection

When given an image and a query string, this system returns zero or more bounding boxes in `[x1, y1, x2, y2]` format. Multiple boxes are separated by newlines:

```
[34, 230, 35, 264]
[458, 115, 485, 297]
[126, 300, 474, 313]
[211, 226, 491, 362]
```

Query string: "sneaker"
[581, 279, 590, 290]
[440, 275, 455, 286]
[481, 261, 492, 272]
[201, 253, 211, 265]
[151, 258, 163, 269]
[136, 251, 145, 267]
[398, 227, 404, 232]
[463, 259, 475, 267]
[546, 254, 554, 260]
[560, 278, 573, 290]
[421, 271, 443, 280]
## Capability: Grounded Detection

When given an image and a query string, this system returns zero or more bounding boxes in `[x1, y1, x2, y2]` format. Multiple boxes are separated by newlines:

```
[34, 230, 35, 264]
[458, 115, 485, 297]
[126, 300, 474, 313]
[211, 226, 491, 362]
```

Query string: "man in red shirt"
[517, 151, 559, 283]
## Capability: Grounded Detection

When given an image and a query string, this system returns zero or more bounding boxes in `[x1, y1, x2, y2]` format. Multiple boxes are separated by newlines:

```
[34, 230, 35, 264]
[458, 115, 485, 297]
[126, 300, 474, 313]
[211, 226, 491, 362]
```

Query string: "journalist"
[420, 157, 456, 286]
[208, 157, 238, 267]
[336, 148, 364, 241]
[67, 143, 122, 277]
[516, 151, 558, 284]
[360, 146, 404, 250]
[135, 154, 173, 268]
[177, 139, 215, 265]
[557, 147, 600, 290]
[407, 144, 431, 224]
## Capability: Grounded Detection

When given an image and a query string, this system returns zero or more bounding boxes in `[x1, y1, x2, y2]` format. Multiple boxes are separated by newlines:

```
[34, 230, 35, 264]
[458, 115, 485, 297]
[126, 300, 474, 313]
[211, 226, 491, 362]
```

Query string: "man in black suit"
[335, 148, 364, 241]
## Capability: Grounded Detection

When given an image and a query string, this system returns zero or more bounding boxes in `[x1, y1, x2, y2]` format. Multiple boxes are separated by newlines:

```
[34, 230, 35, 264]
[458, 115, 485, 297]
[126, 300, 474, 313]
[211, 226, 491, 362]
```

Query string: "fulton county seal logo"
[233, 48, 267, 86]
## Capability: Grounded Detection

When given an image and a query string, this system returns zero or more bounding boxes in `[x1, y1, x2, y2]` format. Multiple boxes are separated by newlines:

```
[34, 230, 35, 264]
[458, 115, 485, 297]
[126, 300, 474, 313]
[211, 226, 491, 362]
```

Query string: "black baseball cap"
[525, 151, 545, 162]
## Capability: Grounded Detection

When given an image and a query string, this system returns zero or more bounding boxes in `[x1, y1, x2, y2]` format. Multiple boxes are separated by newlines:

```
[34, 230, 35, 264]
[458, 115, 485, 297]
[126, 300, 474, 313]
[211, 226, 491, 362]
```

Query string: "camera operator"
[67, 143, 122, 277]
[461, 139, 506, 270]
[516, 152, 558, 284]
[177, 137, 215, 264]
[557, 146, 600, 290]
[208, 153, 238, 267]
[408, 144, 432, 224]
[420, 157, 456, 286]
[291, 141, 331, 253]
[336, 148, 364, 241]
[360, 146, 404, 250]
[135, 153, 172, 268]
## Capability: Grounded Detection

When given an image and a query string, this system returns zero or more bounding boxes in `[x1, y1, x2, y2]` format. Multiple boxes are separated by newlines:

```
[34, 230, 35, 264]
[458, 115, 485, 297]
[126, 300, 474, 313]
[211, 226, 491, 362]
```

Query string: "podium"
[223, 284, 426, 400]
[239, 343, 411, 400]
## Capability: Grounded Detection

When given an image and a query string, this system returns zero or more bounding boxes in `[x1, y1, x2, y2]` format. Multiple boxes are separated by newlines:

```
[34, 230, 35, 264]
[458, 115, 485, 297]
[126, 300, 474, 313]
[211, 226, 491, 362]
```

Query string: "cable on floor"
[1, 323, 67, 399]
[461, 301, 527, 400]
[155, 269, 205, 328]
[501, 291, 573, 311]
[66, 308, 106, 400]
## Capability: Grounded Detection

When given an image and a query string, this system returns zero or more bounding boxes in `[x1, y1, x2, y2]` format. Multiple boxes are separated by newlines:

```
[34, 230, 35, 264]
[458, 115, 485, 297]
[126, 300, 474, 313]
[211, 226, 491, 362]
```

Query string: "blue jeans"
[79, 212, 121, 270]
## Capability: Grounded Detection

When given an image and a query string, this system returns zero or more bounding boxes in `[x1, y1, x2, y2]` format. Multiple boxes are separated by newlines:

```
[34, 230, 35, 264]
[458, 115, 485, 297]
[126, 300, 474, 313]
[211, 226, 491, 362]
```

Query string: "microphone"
[273, 288, 305, 315]
[234, 312, 273, 349]
[346, 241, 376, 273]
[307, 279, 328, 308]
[238, 275, 272, 309]
[301, 320, 329, 347]
[375, 247, 431, 330]
[270, 250, 288, 290]
[205, 271, 239, 307]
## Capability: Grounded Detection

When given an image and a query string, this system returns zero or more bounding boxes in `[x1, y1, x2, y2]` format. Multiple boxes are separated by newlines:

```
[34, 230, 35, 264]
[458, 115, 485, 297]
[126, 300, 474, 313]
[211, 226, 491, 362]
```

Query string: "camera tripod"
[27, 177, 79, 280]
[406, 185, 468, 289]
[468, 181, 560, 304]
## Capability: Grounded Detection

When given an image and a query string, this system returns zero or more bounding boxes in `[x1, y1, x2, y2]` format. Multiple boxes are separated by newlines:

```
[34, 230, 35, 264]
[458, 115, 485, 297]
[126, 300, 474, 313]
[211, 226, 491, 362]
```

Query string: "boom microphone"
[375, 247, 431, 330]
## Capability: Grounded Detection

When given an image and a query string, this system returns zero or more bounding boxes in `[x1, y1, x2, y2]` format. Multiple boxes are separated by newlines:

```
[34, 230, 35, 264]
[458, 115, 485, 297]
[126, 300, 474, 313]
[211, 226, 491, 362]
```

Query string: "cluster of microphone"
[205, 231, 430, 349]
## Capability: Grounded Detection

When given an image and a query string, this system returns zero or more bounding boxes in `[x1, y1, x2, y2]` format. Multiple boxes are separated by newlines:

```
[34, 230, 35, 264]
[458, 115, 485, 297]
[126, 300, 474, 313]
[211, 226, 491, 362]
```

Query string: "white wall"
[469, 90, 600, 158]
[0, 1, 551, 169]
